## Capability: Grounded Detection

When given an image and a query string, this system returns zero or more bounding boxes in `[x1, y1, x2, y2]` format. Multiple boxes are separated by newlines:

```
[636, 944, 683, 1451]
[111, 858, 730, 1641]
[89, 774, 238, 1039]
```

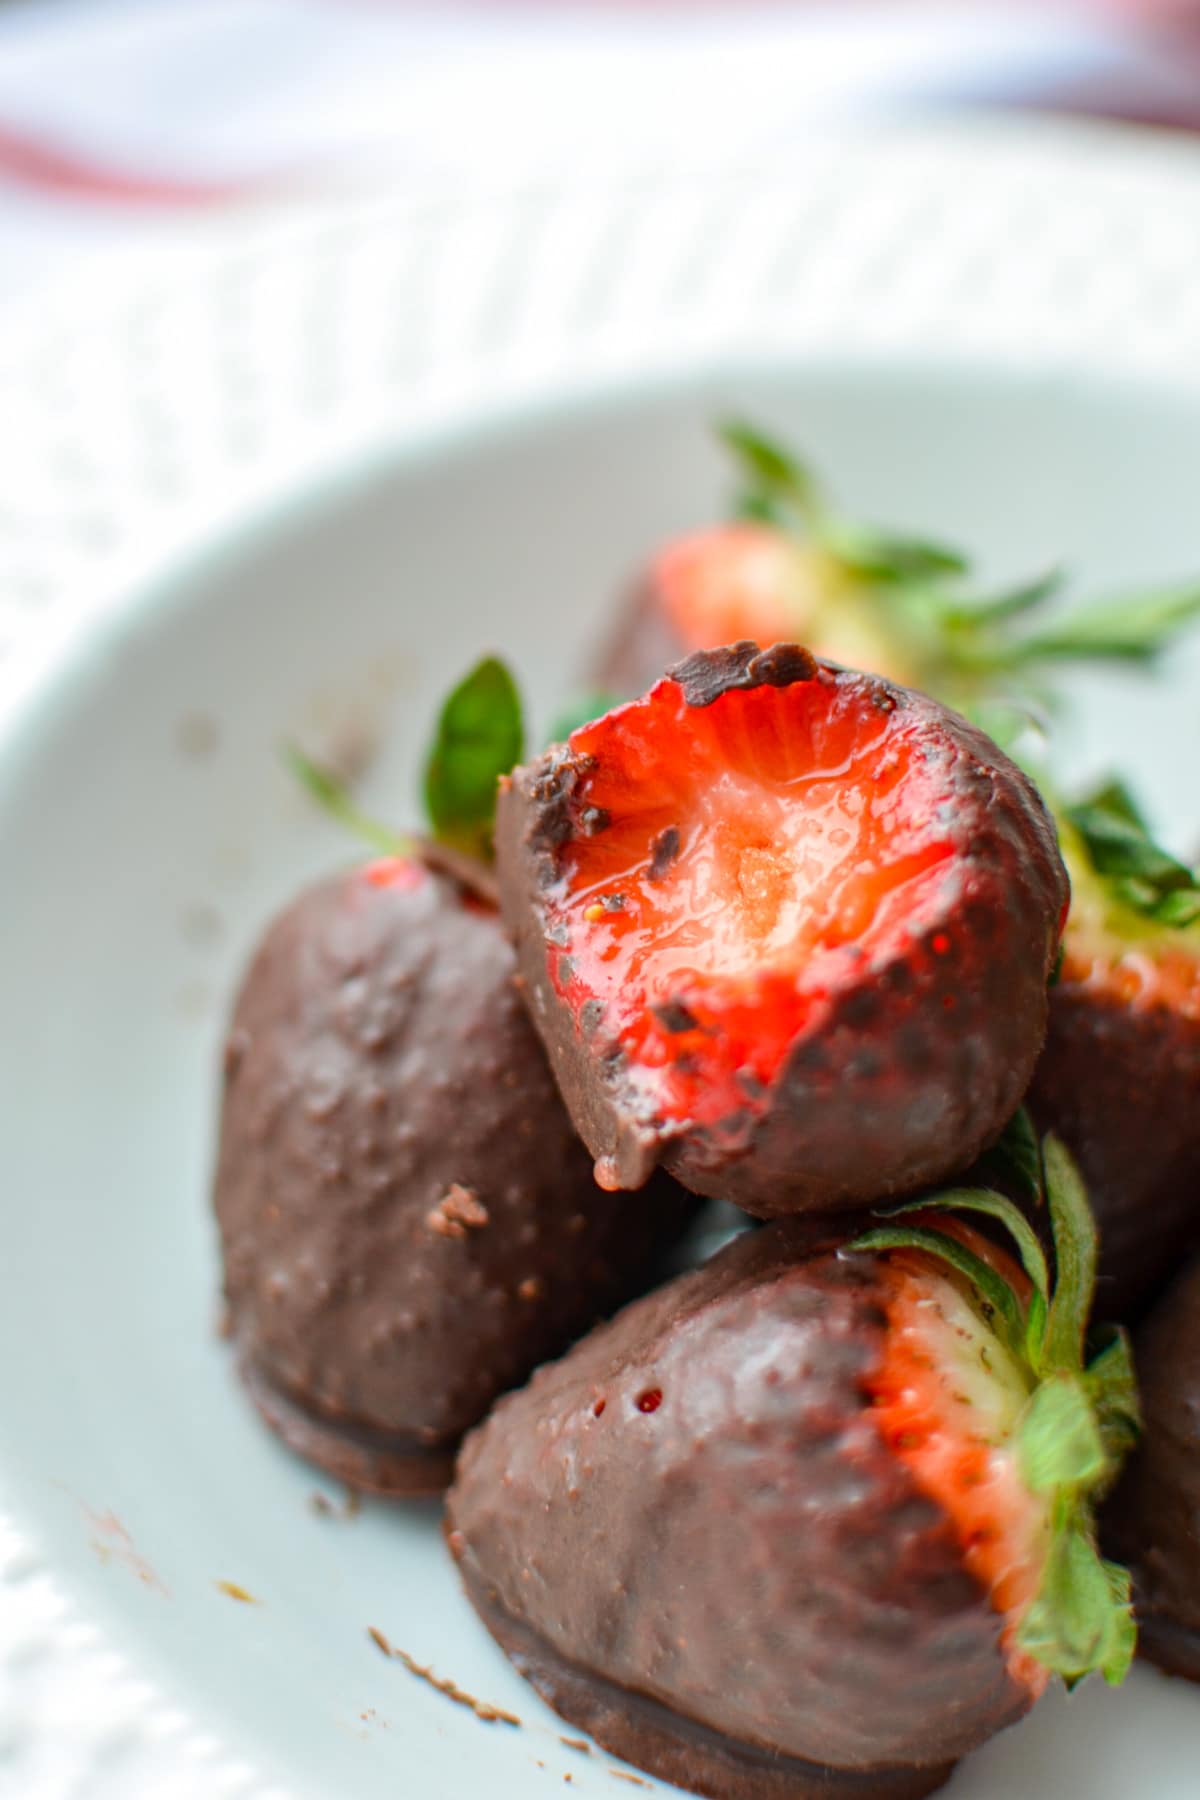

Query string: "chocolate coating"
[214, 855, 691, 1495]
[497, 647, 1068, 1216]
[448, 1220, 1029, 1792]
[1105, 1253, 1200, 1677]
[1028, 983, 1200, 1320]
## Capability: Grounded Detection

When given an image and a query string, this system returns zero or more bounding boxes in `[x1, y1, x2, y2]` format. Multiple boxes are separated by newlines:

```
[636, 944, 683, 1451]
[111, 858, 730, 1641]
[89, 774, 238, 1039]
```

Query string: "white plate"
[2, 121, 1200, 1800]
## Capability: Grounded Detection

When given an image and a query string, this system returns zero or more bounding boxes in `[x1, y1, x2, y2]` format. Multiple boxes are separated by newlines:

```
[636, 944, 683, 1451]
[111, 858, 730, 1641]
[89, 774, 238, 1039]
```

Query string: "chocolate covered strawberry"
[447, 1138, 1137, 1799]
[1105, 1248, 1200, 1680]
[596, 421, 1200, 729]
[1029, 782, 1200, 1319]
[497, 641, 1067, 1215]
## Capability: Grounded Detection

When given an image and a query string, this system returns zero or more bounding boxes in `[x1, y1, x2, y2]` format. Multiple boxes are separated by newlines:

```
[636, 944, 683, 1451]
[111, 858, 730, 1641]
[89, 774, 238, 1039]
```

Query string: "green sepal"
[1018, 1374, 1107, 1495]
[1084, 1329, 1142, 1475]
[980, 1105, 1045, 1209]
[1015, 1508, 1136, 1689]
[931, 565, 1067, 628]
[817, 518, 969, 585]
[422, 656, 524, 861]
[284, 745, 413, 859]
[881, 1187, 1050, 1308]
[717, 420, 822, 519]
[855, 1133, 1139, 1691]
[1066, 779, 1200, 929]
[849, 1222, 1026, 1362]
[1011, 580, 1200, 666]
[1041, 1135, 1097, 1376]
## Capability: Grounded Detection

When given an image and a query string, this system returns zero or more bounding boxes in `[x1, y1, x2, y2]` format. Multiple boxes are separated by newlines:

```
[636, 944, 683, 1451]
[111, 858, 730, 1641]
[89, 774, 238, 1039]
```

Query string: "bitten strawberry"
[447, 1138, 1137, 1800]
[496, 641, 1067, 1215]
[1028, 783, 1200, 1319]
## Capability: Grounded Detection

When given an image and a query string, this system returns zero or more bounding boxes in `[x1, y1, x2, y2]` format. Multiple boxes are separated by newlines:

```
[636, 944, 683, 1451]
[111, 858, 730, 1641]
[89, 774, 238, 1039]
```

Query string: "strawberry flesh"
[556, 664, 955, 1144]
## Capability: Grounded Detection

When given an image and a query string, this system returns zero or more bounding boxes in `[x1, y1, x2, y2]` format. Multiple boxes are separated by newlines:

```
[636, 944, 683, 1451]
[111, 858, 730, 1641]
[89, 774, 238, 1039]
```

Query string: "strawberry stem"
[849, 1132, 1140, 1690]
[284, 745, 414, 859]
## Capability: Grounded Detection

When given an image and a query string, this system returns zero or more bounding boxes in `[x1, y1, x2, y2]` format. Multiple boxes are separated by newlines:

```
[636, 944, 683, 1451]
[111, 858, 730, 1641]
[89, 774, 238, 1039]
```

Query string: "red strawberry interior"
[656, 524, 800, 651]
[547, 662, 961, 1152]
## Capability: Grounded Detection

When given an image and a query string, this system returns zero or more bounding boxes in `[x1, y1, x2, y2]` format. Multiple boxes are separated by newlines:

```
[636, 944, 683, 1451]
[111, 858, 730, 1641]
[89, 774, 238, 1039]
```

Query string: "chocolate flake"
[214, 1580, 258, 1604]
[580, 999, 605, 1039]
[647, 828, 680, 882]
[669, 641, 817, 708]
[427, 1183, 490, 1239]
[393, 1646, 521, 1727]
[651, 1001, 699, 1034]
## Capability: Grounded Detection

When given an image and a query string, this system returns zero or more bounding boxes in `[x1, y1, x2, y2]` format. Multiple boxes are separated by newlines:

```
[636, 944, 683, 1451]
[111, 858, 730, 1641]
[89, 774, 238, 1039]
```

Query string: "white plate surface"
[2, 121, 1200, 1799]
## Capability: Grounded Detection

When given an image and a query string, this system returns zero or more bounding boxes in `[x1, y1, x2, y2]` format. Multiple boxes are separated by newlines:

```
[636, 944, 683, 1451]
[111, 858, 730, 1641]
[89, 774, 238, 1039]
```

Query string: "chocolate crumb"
[647, 827, 680, 882]
[176, 712, 219, 757]
[651, 1001, 698, 1034]
[311, 1488, 360, 1520]
[428, 1184, 489, 1239]
[580, 999, 605, 1039]
[669, 641, 816, 707]
[214, 1581, 258, 1604]
[393, 1647, 521, 1726]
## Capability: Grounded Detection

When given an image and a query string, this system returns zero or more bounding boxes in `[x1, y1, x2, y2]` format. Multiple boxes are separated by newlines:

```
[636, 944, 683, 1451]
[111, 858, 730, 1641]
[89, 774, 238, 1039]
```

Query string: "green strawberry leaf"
[1019, 1374, 1107, 1494]
[733, 488, 787, 527]
[883, 1187, 1050, 1305]
[1066, 779, 1200, 928]
[1041, 1136, 1097, 1376]
[1084, 1329, 1142, 1474]
[983, 1105, 1044, 1208]
[284, 745, 413, 858]
[423, 656, 524, 860]
[818, 517, 970, 585]
[932, 565, 1068, 628]
[1099, 1562, 1139, 1686]
[1010, 580, 1200, 666]
[1016, 1509, 1137, 1689]
[852, 1131, 1139, 1691]
[717, 420, 822, 518]
[849, 1222, 1027, 1362]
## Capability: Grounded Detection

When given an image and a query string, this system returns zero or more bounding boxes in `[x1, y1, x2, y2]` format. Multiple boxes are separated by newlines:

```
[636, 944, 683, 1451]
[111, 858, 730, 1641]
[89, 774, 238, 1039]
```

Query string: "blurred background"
[2, 0, 1200, 308]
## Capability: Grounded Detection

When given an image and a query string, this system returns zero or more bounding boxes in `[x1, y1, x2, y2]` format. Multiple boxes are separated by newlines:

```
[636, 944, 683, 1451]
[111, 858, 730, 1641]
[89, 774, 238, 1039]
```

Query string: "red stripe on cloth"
[0, 124, 266, 206]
